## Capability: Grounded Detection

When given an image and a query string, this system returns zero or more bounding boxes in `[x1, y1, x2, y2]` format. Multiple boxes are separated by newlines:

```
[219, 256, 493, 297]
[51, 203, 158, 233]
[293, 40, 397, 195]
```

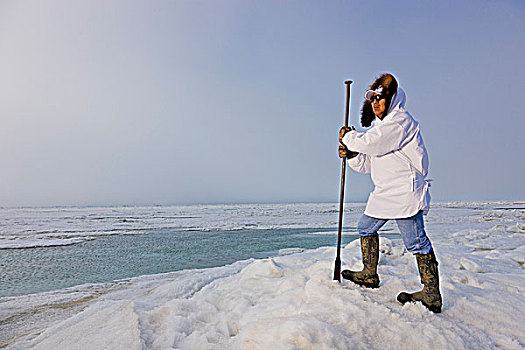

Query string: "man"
[338, 73, 442, 313]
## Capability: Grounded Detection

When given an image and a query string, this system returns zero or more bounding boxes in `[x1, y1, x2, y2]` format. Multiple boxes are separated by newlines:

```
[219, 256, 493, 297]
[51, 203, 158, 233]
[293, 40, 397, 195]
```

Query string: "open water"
[1, 227, 365, 297]
[1, 203, 385, 297]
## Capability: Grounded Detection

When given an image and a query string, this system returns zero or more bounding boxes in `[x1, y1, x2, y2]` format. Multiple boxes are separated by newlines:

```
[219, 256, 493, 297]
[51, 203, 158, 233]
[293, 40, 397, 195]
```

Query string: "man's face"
[371, 94, 386, 118]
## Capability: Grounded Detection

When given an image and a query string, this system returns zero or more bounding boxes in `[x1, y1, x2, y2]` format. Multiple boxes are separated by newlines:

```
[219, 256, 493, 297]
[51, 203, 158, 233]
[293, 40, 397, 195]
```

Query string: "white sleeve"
[348, 153, 371, 174]
[342, 121, 408, 156]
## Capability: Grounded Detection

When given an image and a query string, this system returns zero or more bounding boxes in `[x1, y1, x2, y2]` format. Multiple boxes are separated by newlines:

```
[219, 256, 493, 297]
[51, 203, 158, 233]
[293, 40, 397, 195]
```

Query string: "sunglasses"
[370, 94, 385, 102]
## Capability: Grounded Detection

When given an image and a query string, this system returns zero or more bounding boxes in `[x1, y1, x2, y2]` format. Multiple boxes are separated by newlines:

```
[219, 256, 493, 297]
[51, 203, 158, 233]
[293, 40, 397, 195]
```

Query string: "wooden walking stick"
[333, 80, 352, 282]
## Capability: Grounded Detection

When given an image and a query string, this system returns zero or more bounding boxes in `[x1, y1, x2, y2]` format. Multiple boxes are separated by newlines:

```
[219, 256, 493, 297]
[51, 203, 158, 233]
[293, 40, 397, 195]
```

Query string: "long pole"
[334, 80, 352, 282]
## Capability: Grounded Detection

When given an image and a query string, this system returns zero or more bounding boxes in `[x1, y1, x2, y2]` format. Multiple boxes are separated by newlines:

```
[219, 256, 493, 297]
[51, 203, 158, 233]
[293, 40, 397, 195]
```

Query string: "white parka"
[342, 87, 431, 219]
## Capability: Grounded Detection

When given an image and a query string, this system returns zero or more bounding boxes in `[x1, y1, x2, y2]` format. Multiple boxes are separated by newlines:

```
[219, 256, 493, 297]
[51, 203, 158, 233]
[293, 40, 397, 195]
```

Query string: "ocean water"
[1, 227, 364, 297]
[1, 203, 375, 297]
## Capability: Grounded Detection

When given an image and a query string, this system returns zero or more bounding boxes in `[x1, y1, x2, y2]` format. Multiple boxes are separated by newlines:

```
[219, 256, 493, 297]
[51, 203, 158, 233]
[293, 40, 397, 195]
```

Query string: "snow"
[1, 202, 525, 349]
[30, 301, 142, 350]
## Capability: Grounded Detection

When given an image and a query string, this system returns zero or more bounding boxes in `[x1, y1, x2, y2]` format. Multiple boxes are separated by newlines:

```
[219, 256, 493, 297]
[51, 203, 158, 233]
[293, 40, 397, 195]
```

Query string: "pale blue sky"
[0, 0, 524, 206]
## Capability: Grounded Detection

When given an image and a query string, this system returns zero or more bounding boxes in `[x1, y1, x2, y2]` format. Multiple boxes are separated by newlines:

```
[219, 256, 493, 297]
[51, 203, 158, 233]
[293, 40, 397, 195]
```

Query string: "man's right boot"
[341, 235, 380, 288]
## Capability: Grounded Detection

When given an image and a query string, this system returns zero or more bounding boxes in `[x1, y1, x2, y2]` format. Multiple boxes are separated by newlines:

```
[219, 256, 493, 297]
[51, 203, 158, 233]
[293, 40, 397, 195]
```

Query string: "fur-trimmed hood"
[388, 87, 406, 114]
[361, 73, 399, 127]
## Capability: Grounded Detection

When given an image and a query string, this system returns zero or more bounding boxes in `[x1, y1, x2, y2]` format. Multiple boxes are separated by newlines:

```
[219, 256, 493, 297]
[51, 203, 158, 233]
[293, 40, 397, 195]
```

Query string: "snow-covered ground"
[1, 202, 524, 349]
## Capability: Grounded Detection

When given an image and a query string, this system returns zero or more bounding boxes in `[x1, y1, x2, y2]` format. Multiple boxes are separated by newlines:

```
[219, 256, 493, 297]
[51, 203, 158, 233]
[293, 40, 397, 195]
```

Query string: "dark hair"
[361, 73, 398, 127]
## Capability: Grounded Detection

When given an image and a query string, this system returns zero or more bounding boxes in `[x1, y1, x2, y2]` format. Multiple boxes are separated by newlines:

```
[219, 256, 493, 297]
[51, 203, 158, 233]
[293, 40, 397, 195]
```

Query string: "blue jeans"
[357, 211, 433, 255]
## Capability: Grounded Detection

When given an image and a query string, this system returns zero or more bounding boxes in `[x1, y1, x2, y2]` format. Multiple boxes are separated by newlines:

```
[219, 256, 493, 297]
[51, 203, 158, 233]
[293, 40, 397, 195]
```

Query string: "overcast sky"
[0, 0, 524, 206]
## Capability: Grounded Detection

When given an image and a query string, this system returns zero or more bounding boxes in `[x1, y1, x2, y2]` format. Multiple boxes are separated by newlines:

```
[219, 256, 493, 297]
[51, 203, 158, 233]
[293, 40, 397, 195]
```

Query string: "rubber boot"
[397, 251, 442, 313]
[341, 235, 380, 288]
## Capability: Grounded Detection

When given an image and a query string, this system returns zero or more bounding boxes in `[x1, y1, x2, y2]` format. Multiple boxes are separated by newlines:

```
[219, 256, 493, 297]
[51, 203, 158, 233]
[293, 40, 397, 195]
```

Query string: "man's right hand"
[339, 143, 358, 159]
[339, 126, 355, 143]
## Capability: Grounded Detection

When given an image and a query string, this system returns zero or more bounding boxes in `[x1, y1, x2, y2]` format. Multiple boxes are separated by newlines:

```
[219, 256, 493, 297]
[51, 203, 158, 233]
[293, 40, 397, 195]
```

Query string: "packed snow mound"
[31, 301, 142, 350]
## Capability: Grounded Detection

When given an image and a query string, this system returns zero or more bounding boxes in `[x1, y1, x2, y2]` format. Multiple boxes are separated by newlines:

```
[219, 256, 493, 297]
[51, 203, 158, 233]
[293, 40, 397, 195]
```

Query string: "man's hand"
[339, 126, 355, 143]
[338, 143, 358, 159]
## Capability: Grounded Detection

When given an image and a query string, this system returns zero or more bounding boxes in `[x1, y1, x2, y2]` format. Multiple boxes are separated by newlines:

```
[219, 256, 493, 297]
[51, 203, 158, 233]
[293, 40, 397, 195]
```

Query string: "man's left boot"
[397, 251, 442, 313]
